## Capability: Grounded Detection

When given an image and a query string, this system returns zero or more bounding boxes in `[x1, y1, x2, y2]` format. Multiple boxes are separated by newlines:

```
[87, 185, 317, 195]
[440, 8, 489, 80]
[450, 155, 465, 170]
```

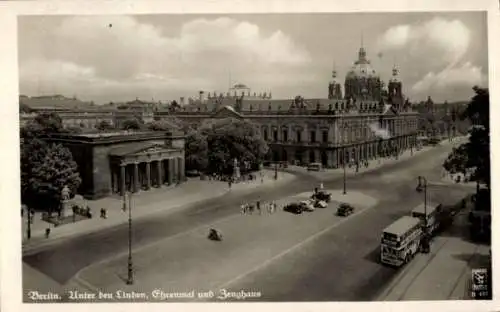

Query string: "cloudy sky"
[18, 12, 488, 104]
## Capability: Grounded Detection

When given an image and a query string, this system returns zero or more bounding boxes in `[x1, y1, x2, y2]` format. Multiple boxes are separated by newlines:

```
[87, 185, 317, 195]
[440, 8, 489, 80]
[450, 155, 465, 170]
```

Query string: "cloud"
[412, 62, 486, 100]
[19, 16, 311, 102]
[377, 17, 486, 101]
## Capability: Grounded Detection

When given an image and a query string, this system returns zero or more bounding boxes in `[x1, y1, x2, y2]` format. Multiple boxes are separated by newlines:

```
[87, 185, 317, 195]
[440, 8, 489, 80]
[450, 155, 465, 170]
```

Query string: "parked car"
[311, 190, 331, 202]
[337, 203, 355, 216]
[314, 200, 328, 208]
[284, 202, 304, 214]
[300, 200, 315, 212]
[307, 162, 322, 171]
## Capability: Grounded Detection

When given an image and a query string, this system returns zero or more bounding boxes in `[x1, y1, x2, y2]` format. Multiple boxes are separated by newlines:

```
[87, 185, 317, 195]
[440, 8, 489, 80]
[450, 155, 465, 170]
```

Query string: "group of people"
[240, 200, 278, 215]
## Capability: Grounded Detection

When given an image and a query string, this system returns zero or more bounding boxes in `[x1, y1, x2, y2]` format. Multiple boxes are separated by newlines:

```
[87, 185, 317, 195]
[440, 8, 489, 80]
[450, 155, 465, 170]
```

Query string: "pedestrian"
[241, 203, 247, 215]
[266, 202, 272, 214]
[45, 228, 51, 238]
[256, 200, 261, 215]
[228, 179, 232, 190]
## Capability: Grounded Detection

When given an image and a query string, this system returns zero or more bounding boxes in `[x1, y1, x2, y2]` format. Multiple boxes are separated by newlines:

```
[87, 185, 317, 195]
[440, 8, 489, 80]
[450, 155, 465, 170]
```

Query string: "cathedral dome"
[345, 47, 379, 80]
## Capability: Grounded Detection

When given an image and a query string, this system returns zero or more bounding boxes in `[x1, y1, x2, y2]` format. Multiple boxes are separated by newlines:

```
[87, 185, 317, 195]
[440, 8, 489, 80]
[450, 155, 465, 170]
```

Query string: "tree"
[183, 118, 268, 174]
[121, 118, 142, 131]
[96, 120, 114, 131]
[147, 120, 173, 132]
[443, 87, 490, 187]
[21, 139, 81, 213]
[34, 112, 64, 134]
[185, 130, 209, 171]
[206, 118, 268, 174]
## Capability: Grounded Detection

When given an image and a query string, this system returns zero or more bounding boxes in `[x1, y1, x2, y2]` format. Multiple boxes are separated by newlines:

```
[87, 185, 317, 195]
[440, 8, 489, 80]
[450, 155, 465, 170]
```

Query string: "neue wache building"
[158, 46, 419, 168]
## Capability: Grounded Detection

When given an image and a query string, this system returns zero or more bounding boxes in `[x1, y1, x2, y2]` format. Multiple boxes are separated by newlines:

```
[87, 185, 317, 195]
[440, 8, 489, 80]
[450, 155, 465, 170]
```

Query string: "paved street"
[23, 141, 475, 302]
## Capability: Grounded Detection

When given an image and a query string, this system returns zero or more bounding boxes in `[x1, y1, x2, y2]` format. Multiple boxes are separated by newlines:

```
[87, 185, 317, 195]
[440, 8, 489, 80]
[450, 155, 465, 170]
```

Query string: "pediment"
[211, 106, 243, 119]
[109, 143, 171, 157]
[135, 144, 169, 155]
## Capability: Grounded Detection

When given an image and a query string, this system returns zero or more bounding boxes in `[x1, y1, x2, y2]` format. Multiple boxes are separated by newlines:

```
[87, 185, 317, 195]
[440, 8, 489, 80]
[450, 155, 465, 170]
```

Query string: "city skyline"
[19, 12, 488, 104]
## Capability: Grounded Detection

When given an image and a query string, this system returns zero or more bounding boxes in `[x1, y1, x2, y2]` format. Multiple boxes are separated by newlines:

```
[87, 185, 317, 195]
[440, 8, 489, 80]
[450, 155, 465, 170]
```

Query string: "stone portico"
[109, 143, 185, 195]
[45, 131, 186, 199]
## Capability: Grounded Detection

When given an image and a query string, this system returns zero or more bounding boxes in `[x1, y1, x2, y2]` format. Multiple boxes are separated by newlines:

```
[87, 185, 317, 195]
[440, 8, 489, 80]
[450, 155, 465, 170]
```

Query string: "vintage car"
[337, 203, 355, 217]
[314, 200, 328, 208]
[311, 190, 332, 202]
[284, 202, 304, 214]
[300, 200, 315, 212]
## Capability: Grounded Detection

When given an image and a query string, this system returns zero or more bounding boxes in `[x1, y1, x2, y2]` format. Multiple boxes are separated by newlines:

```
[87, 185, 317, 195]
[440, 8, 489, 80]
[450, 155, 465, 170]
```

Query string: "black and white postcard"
[1, 1, 498, 312]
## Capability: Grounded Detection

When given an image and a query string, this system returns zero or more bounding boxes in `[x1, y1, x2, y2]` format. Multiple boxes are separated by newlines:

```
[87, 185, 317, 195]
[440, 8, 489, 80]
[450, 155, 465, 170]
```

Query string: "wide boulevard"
[23, 141, 473, 301]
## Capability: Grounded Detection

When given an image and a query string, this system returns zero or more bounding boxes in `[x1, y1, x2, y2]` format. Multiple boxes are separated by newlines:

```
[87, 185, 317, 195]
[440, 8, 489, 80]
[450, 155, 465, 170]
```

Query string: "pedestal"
[60, 199, 73, 218]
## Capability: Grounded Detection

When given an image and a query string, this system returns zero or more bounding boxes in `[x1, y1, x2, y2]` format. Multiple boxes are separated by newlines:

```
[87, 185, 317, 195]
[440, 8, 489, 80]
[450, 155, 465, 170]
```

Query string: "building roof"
[20, 95, 94, 111]
[346, 47, 380, 80]
[109, 142, 165, 157]
[383, 216, 421, 236]
[411, 202, 440, 215]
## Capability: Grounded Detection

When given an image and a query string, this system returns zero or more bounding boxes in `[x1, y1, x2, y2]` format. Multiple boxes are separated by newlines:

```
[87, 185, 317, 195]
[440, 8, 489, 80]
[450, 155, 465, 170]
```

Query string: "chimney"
[199, 91, 205, 103]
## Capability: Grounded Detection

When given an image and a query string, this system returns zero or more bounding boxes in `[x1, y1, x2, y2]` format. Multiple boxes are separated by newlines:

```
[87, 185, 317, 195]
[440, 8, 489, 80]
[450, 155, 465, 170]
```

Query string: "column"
[168, 158, 174, 185]
[178, 157, 185, 182]
[133, 162, 139, 193]
[146, 161, 151, 190]
[111, 168, 116, 193]
[172, 157, 178, 182]
[157, 160, 163, 187]
[120, 164, 126, 196]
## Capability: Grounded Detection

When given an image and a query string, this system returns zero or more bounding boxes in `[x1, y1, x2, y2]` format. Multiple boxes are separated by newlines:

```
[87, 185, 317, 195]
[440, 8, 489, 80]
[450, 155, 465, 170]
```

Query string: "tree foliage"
[121, 118, 142, 130]
[21, 139, 81, 212]
[185, 130, 209, 171]
[147, 120, 173, 132]
[184, 118, 268, 174]
[96, 120, 114, 131]
[443, 86, 490, 186]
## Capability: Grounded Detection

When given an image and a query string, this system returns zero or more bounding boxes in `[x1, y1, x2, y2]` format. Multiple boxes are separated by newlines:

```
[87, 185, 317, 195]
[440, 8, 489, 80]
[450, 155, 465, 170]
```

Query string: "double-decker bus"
[410, 202, 442, 236]
[380, 216, 423, 267]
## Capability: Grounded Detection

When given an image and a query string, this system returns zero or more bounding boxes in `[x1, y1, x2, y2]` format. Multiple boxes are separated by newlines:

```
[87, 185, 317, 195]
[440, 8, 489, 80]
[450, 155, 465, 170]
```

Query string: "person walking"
[256, 200, 261, 215]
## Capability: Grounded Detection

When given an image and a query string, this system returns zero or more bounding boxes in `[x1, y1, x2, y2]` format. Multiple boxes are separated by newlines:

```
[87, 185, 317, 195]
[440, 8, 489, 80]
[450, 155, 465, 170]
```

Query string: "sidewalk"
[378, 211, 491, 301]
[287, 137, 466, 181]
[22, 169, 295, 253]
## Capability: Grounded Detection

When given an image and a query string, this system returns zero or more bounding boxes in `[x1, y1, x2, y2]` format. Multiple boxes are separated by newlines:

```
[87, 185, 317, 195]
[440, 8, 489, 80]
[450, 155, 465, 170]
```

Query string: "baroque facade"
[158, 46, 419, 168]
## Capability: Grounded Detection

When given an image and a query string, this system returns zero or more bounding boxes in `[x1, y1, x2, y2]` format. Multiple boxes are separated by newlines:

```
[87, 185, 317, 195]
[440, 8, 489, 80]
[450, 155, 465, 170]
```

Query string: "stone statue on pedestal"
[60, 185, 73, 218]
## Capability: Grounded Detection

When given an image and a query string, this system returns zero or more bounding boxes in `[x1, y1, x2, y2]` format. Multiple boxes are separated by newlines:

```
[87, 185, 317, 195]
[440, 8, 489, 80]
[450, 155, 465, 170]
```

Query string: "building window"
[263, 129, 268, 141]
[322, 131, 328, 143]
[283, 129, 288, 142]
[273, 130, 278, 141]
[310, 130, 316, 143]
[296, 130, 302, 142]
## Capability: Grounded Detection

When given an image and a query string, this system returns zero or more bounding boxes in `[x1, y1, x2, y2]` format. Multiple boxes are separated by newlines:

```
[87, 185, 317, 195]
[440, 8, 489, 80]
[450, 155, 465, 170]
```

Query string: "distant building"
[44, 131, 186, 199]
[158, 45, 419, 168]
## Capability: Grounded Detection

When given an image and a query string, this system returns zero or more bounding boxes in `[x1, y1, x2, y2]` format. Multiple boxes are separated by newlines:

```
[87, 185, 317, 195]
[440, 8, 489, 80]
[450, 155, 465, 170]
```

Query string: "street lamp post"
[126, 192, 134, 285]
[343, 151, 347, 194]
[416, 176, 430, 253]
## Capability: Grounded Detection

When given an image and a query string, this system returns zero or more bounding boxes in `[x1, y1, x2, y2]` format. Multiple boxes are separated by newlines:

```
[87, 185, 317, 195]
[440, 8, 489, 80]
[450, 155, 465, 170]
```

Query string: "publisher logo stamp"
[471, 268, 490, 299]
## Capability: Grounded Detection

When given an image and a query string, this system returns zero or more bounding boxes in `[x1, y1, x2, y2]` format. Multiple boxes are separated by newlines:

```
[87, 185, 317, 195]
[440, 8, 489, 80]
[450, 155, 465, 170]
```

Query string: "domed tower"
[328, 66, 342, 100]
[388, 65, 403, 110]
[344, 46, 383, 101]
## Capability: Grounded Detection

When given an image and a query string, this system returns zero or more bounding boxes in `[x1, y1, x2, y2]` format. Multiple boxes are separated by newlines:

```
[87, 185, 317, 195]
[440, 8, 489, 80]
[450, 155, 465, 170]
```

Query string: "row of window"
[262, 121, 418, 143]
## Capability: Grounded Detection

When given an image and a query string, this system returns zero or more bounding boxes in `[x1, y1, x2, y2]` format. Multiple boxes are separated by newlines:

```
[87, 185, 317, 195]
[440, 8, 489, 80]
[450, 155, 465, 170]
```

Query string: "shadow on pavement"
[363, 245, 382, 265]
[452, 253, 491, 269]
